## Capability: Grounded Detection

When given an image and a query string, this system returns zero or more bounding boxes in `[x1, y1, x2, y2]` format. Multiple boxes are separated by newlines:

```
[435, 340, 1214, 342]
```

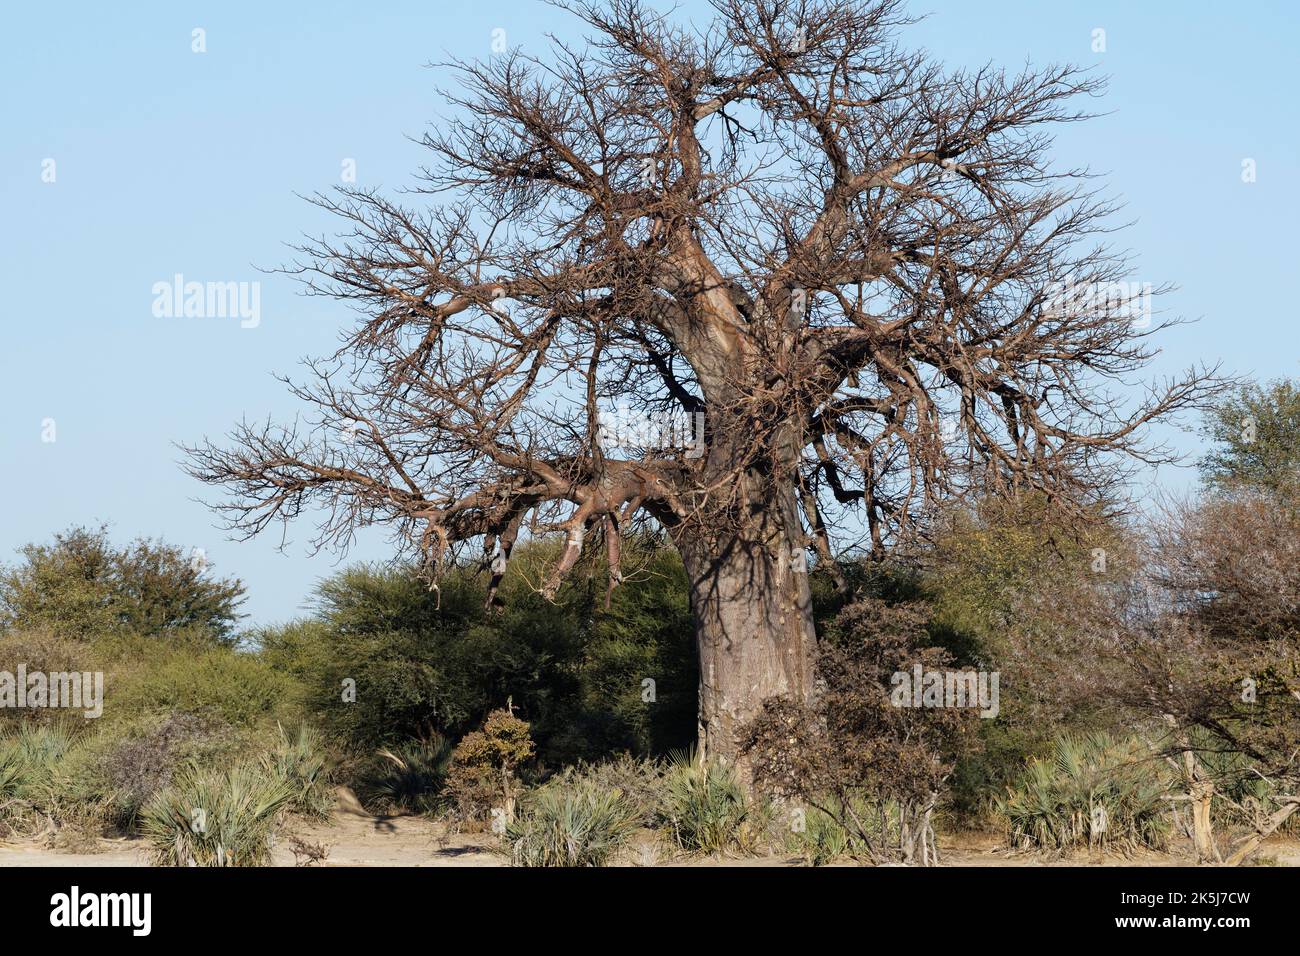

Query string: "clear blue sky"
[3, 1, 1297, 627]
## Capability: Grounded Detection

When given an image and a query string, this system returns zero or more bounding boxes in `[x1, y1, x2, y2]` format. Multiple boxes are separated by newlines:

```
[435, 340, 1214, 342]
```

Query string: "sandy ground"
[3, 798, 1297, 868]
[4, 832, 1298, 867]
[938, 830, 1300, 867]
[0, 797, 504, 868]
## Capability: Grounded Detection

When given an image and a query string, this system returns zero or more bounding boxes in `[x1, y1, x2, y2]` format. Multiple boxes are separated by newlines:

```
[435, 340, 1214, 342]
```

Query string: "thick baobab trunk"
[674, 486, 818, 778]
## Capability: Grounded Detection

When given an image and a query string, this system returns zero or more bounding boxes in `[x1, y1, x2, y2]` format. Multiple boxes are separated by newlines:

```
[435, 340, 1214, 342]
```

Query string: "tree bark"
[673, 482, 818, 778]
[1189, 783, 1217, 863]
[1167, 723, 1220, 863]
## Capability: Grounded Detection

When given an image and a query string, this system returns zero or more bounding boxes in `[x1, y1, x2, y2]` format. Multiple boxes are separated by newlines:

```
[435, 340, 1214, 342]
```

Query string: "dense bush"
[548, 754, 666, 828]
[111, 644, 292, 730]
[0, 525, 244, 642]
[63, 712, 234, 829]
[0, 630, 89, 730]
[549, 545, 697, 762]
[0, 619, 305, 840]
[257, 565, 501, 749]
[922, 496, 1138, 826]
[745, 598, 977, 864]
[255, 538, 696, 766]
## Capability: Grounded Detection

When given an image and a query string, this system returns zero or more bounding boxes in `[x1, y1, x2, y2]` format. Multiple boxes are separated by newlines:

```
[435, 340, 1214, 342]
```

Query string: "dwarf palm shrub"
[781, 796, 900, 866]
[140, 762, 293, 866]
[362, 735, 453, 814]
[0, 748, 24, 799]
[658, 752, 761, 854]
[6, 723, 74, 773]
[266, 724, 335, 819]
[784, 804, 851, 866]
[551, 755, 666, 827]
[0, 725, 76, 835]
[506, 778, 641, 867]
[1000, 733, 1172, 853]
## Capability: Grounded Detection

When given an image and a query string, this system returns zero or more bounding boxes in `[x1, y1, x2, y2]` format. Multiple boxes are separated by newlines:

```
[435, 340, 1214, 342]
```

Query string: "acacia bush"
[0, 630, 89, 731]
[1198, 379, 1300, 496]
[0, 525, 244, 642]
[546, 545, 697, 763]
[112, 644, 292, 730]
[923, 496, 1139, 825]
[256, 564, 504, 750]
[255, 538, 695, 767]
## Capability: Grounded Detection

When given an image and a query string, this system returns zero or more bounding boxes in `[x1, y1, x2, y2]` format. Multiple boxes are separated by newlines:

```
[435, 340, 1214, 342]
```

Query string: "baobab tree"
[187, 0, 1220, 768]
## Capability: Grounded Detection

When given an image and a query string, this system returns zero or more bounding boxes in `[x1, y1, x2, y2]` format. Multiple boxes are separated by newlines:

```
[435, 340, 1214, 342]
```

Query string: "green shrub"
[506, 777, 640, 867]
[1198, 378, 1300, 496]
[254, 568, 493, 750]
[0, 725, 71, 802]
[253, 538, 696, 766]
[999, 733, 1172, 854]
[556, 546, 697, 761]
[140, 762, 293, 866]
[113, 646, 291, 729]
[785, 804, 851, 866]
[0, 525, 244, 642]
[658, 753, 761, 855]
[257, 560, 584, 751]
[0, 748, 23, 799]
